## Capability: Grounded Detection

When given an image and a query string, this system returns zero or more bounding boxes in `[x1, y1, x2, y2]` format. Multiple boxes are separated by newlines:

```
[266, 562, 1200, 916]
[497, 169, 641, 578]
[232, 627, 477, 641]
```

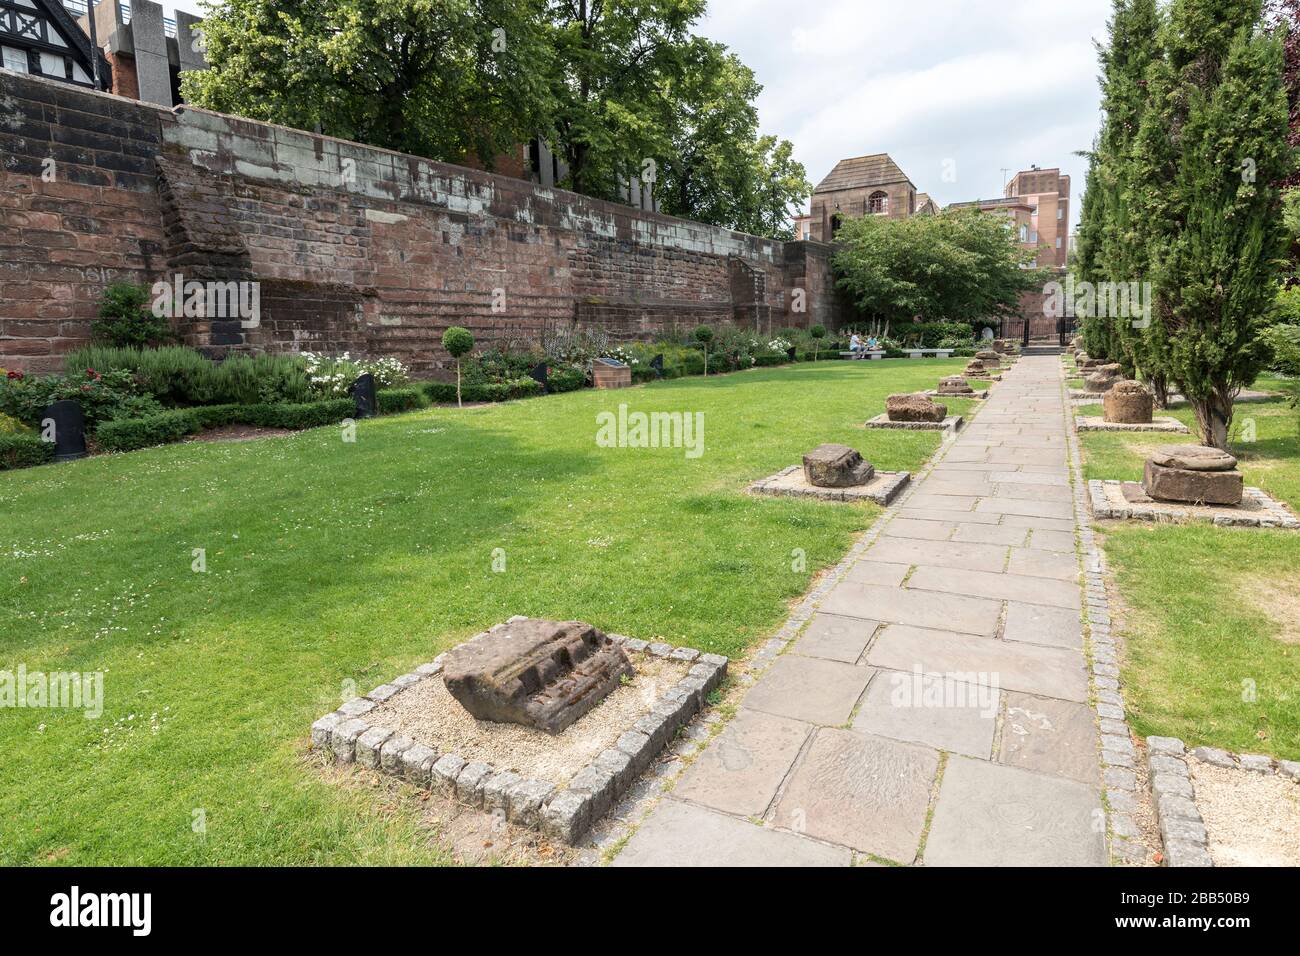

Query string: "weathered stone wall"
[1, 71, 838, 376]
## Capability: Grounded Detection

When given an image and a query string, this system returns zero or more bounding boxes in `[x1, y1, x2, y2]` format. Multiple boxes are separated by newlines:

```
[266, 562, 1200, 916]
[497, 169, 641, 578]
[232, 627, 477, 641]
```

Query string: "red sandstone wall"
[1, 71, 832, 377]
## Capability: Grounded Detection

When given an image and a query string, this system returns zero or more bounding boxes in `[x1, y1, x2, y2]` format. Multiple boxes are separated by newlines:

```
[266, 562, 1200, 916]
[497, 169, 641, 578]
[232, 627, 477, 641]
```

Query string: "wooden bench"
[905, 349, 956, 359]
[840, 350, 886, 361]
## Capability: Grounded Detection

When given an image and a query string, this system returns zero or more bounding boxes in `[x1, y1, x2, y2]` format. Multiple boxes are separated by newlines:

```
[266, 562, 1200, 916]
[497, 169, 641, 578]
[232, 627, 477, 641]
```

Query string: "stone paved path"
[613, 355, 1108, 867]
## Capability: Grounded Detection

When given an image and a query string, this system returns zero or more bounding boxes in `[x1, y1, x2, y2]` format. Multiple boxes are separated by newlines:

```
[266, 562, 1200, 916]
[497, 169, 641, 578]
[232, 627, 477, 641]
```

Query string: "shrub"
[237, 399, 354, 429]
[546, 366, 586, 393]
[376, 387, 429, 414]
[0, 433, 53, 470]
[422, 377, 543, 404]
[91, 282, 175, 348]
[0, 412, 28, 435]
[66, 346, 314, 406]
[301, 352, 410, 398]
[0, 367, 162, 428]
[96, 408, 208, 452]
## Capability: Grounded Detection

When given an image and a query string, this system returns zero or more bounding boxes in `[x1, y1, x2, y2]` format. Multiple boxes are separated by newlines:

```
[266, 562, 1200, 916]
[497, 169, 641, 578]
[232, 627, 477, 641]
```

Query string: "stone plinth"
[1141, 445, 1243, 507]
[1085, 364, 1124, 392]
[886, 393, 947, 423]
[593, 359, 631, 389]
[1103, 381, 1154, 424]
[937, 376, 974, 396]
[442, 619, 634, 734]
[974, 350, 1001, 368]
[803, 444, 875, 487]
[750, 466, 910, 505]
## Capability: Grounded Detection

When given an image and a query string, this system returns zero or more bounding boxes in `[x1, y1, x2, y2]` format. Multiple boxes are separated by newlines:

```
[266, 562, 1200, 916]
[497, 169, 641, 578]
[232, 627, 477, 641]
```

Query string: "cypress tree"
[1133, 0, 1290, 448]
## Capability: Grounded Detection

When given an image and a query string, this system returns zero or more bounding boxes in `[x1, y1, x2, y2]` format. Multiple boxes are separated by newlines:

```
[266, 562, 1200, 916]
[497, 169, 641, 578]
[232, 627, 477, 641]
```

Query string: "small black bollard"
[529, 362, 548, 394]
[43, 400, 87, 462]
[349, 373, 377, 419]
[650, 354, 664, 379]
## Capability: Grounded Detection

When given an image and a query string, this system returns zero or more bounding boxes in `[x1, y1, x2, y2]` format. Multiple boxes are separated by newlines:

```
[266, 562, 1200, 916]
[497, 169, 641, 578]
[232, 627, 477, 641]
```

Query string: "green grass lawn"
[0, 359, 969, 865]
[1077, 379, 1300, 760]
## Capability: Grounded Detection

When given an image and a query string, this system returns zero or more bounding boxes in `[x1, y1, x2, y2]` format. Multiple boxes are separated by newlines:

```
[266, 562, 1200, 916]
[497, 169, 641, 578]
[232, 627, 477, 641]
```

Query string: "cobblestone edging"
[1143, 736, 1213, 866]
[1148, 740, 1300, 867]
[863, 414, 965, 432]
[1074, 416, 1190, 434]
[1088, 479, 1300, 529]
[1062, 371, 1147, 865]
[309, 628, 727, 846]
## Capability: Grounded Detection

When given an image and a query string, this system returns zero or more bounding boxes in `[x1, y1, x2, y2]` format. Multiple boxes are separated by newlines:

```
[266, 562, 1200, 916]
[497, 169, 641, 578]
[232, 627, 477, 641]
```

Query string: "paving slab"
[924, 757, 1106, 866]
[673, 708, 811, 817]
[999, 693, 1101, 784]
[841, 560, 910, 587]
[852, 670, 998, 758]
[743, 654, 872, 726]
[866, 625, 1089, 702]
[820, 582, 1003, 636]
[974, 497, 1075, 520]
[612, 799, 851, 867]
[907, 566, 1081, 610]
[1006, 547, 1080, 582]
[793, 613, 880, 663]
[951, 522, 1031, 546]
[772, 728, 939, 863]
[867, 537, 1010, 573]
[1002, 601, 1083, 650]
[881, 518, 957, 541]
[1026, 528, 1076, 552]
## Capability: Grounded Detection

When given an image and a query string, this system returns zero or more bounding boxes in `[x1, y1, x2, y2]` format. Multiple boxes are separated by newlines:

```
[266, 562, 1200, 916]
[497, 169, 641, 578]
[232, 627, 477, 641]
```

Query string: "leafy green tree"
[182, 0, 554, 169]
[831, 209, 1042, 330]
[1132, 0, 1291, 448]
[654, 42, 810, 237]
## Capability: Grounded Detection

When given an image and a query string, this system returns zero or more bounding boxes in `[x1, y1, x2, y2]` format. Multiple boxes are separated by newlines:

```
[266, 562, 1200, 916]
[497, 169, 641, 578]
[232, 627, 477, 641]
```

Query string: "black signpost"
[349, 373, 377, 419]
[529, 362, 549, 394]
[650, 354, 664, 379]
[43, 400, 87, 462]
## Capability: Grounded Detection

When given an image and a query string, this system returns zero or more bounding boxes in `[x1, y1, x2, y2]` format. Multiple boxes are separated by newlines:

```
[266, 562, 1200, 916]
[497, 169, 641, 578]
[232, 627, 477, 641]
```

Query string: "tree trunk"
[1191, 388, 1234, 450]
[1149, 373, 1170, 410]
[456, 360, 462, 408]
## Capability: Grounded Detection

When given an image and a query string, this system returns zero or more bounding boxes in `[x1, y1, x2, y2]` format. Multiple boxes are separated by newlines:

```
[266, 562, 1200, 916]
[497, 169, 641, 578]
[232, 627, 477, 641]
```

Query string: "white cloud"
[700, 0, 1113, 228]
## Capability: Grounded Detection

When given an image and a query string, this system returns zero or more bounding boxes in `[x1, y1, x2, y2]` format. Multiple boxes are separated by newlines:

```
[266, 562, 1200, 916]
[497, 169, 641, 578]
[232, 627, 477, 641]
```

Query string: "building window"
[831, 213, 843, 237]
[1019, 225, 1028, 242]
[868, 191, 888, 215]
[1057, 207, 1064, 220]
[2, 46, 29, 73]
[1056, 237, 1062, 249]
[1030, 230, 1038, 244]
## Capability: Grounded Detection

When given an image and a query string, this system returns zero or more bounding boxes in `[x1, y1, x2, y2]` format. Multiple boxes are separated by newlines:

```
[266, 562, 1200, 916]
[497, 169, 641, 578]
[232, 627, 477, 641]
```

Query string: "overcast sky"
[167, 0, 1110, 229]
[702, 0, 1113, 229]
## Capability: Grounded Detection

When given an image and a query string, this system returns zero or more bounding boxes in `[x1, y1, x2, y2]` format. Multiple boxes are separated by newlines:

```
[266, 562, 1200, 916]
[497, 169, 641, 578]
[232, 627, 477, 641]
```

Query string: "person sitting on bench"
[849, 333, 866, 354]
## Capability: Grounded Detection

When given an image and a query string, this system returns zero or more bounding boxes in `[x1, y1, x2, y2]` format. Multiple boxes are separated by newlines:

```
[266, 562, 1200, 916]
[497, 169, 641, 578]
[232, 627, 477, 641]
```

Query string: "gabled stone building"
[808, 153, 920, 241]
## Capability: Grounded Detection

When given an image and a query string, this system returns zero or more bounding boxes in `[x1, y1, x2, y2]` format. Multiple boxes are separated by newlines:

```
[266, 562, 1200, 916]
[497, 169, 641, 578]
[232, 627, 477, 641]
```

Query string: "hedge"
[423, 377, 544, 403]
[95, 400, 355, 452]
[0, 433, 55, 470]
[376, 387, 429, 414]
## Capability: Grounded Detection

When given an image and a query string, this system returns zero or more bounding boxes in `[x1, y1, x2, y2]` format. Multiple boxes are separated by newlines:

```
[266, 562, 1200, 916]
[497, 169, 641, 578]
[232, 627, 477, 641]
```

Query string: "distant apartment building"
[1004, 165, 1070, 269]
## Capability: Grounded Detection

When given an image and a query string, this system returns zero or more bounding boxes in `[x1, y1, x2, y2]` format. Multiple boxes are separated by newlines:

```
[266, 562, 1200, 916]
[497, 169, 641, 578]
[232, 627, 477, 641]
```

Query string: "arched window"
[830, 213, 844, 237]
[868, 191, 889, 215]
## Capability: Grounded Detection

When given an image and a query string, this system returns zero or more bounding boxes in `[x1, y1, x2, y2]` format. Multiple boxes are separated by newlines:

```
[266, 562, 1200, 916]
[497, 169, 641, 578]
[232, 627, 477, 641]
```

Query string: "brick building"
[807, 153, 922, 241]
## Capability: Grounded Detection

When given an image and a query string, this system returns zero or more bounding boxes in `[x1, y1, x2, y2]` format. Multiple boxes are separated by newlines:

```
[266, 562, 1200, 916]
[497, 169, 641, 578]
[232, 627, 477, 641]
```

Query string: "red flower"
[6, 370, 22, 380]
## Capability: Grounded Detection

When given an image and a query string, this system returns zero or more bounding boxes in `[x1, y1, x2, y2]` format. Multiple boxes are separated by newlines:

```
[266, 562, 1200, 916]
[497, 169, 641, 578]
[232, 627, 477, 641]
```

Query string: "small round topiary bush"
[810, 324, 827, 361]
[693, 325, 715, 376]
[442, 326, 475, 407]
